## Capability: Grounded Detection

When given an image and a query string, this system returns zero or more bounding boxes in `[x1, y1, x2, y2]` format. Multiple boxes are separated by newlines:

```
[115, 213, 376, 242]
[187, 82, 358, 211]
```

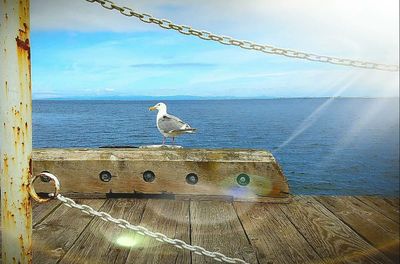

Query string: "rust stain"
[3, 154, 8, 174]
[2, 1, 33, 262]
[3, 191, 7, 207]
[29, 157, 32, 176]
[19, 234, 24, 246]
[15, 36, 29, 51]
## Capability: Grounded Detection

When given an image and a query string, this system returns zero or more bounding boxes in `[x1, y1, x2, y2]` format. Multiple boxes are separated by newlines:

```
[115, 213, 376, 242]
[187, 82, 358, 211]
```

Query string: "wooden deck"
[1, 196, 399, 263]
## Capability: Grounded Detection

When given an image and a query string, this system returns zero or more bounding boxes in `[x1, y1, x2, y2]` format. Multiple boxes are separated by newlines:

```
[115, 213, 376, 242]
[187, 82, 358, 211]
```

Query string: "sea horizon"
[32, 96, 400, 101]
[32, 98, 399, 196]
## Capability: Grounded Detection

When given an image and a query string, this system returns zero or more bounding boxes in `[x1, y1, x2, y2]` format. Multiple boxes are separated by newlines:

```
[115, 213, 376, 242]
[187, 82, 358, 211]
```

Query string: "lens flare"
[115, 234, 139, 248]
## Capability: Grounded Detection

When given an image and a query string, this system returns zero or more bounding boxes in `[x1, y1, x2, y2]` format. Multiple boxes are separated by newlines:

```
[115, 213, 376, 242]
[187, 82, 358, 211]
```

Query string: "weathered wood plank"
[234, 202, 322, 264]
[317, 196, 399, 262]
[190, 201, 258, 263]
[32, 200, 62, 226]
[125, 199, 190, 263]
[33, 199, 106, 264]
[2, 195, 397, 264]
[355, 196, 399, 223]
[58, 199, 146, 264]
[382, 198, 399, 208]
[33, 148, 290, 200]
[0, 200, 61, 256]
[280, 196, 392, 264]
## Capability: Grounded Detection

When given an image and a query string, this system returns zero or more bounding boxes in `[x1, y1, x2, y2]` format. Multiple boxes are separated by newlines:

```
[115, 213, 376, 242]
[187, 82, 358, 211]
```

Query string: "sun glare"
[115, 235, 138, 248]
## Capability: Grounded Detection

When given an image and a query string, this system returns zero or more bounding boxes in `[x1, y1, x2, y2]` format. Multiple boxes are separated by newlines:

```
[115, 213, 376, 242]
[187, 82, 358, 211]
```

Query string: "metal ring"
[29, 172, 60, 203]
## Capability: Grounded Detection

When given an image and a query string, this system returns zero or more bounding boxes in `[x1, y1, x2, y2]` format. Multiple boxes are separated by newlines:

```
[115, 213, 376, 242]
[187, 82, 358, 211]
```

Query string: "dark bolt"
[237, 173, 250, 186]
[40, 171, 51, 182]
[186, 173, 198, 185]
[99, 170, 112, 182]
[143, 170, 156, 182]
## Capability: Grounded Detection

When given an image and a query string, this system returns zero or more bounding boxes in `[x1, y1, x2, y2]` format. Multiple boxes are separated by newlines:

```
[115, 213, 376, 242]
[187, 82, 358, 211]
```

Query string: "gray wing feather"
[158, 114, 190, 132]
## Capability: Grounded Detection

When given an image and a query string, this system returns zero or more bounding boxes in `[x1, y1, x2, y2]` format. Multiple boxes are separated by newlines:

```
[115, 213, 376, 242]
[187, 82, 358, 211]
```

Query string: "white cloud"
[31, 0, 399, 98]
[31, 0, 399, 63]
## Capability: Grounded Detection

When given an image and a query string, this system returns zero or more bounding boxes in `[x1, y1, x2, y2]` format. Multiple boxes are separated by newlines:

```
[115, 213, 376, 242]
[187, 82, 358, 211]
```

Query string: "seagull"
[149, 102, 196, 145]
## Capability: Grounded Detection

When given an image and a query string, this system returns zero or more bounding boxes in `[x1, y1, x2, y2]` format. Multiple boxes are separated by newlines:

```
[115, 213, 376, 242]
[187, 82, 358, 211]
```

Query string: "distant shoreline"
[32, 96, 400, 101]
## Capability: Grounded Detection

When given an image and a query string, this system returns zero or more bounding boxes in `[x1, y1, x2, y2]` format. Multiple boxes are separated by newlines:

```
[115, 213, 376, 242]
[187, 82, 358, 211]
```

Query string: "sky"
[30, 0, 399, 99]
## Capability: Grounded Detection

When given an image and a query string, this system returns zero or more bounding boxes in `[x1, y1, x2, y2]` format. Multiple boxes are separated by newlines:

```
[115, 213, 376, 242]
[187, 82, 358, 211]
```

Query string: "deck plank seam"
[313, 196, 396, 262]
[123, 199, 151, 263]
[383, 198, 400, 208]
[354, 196, 400, 223]
[32, 201, 63, 227]
[304, 196, 392, 263]
[188, 199, 193, 264]
[55, 199, 108, 264]
[276, 199, 326, 263]
[232, 202, 261, 264]
[122, 199, 149, 263]
[136, 198, 149, 224]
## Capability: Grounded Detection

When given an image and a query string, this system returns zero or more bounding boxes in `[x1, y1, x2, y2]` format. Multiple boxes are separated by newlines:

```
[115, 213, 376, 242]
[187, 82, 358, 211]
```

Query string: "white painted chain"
[56, 194, 249, 264]
[84, 0, 399, 72]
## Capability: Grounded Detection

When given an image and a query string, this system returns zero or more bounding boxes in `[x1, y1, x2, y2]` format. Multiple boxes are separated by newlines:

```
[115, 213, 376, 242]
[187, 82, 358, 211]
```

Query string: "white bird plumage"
[149, 102, 196, 145]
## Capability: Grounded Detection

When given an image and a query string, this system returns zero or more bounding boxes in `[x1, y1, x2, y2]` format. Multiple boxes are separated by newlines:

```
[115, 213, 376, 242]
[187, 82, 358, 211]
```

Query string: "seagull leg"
[162, 137, 166, 145]
[172, 137, 175, 145]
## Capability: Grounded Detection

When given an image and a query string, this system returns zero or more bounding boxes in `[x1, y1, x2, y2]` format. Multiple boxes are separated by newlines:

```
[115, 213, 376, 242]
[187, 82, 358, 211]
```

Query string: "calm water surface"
[33, 98, 399, 196]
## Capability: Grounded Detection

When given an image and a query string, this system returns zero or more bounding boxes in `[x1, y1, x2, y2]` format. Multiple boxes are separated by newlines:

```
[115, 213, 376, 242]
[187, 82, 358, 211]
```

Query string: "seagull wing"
[158, 114, 194, 133]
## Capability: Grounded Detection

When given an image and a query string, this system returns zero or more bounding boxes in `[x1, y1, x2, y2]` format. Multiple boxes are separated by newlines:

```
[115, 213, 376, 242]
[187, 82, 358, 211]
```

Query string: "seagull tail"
[183, 128, 197, 133]
[170, 128, 197, 134]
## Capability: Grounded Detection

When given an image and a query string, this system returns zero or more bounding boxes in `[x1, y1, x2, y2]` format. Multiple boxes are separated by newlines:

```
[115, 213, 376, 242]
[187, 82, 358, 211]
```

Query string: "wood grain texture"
[382, 198, 399, 208]
[32, 148, 289, 199]
[125, 199, 191, 263]
[234, 201, 322, 264]
[32, 200, 62, 226]
[190, 201, 258, 264]
[0, 200, 61, 256]
[33, 199, 105, 264]
[317, 196, 399, 263]
[280, 196, 392, 264]
[58, 199, 147, 264]
[355, 196, 399, 223]
[2, 196, 398, 264]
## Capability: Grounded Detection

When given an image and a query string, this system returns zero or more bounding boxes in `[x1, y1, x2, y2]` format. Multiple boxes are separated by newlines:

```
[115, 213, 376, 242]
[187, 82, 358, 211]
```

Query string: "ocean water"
[33, 98, 399, 196]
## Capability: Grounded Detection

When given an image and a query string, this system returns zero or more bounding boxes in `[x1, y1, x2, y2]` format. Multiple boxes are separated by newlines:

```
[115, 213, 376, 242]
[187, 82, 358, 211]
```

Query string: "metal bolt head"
[143, 170, 156, 182]
[99, 170, 112, 182]
[40, 171, 51, 182]
[237, 173, 250, 186]
[186, 173, 198, 185]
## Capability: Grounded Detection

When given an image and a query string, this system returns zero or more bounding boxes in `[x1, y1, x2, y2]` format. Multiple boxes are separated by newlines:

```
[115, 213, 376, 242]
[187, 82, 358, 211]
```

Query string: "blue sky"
[31, 0, 399, 99]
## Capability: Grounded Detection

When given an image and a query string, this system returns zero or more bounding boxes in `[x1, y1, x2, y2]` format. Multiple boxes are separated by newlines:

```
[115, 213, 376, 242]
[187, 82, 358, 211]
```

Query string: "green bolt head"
[237, 173, 250, 186]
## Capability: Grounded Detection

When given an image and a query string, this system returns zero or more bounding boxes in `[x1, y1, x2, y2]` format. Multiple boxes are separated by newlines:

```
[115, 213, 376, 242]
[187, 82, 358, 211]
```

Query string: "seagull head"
[149, 102, 167, 112]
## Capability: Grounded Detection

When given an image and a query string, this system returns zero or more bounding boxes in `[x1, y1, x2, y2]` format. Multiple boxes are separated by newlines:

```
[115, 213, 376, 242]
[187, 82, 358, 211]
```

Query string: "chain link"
[84, 0, 398, 72]
[56, 194, 249, 264]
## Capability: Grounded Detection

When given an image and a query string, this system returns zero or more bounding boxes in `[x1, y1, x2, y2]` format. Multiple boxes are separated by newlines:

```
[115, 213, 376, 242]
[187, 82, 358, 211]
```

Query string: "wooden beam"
[32, 148, 290, 202]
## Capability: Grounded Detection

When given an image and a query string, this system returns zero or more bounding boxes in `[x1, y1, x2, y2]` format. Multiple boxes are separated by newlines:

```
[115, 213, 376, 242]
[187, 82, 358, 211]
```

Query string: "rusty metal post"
[0, 0, 33, 263]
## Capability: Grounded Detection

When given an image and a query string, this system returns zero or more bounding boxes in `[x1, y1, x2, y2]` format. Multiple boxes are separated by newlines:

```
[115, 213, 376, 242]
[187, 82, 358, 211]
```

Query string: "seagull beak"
[149, 106, 156, 111]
